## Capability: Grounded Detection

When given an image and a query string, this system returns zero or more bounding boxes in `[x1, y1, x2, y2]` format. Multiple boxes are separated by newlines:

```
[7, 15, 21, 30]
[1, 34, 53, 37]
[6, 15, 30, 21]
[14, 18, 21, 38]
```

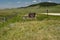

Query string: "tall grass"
[0, 5, 60, 40]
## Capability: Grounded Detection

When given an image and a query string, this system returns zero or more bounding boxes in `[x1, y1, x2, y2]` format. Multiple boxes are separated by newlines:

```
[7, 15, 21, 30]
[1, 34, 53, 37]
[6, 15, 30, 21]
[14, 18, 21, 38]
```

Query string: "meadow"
[0, 4, 60, 40]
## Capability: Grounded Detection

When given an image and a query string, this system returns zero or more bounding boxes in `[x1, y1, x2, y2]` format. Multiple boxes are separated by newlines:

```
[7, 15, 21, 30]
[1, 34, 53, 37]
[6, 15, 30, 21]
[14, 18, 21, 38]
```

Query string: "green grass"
[0, 5, 60, 40]
[0, 13, 60, 40]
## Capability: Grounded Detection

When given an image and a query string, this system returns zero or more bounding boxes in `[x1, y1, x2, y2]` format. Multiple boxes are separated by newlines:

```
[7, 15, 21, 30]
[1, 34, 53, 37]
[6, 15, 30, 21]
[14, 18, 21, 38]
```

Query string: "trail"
[41, 13, 60, 16]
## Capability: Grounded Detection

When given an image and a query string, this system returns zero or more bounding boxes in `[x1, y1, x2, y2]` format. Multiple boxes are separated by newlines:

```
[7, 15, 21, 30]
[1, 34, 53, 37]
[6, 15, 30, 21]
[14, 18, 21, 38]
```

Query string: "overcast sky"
[0, 0, 60, 9]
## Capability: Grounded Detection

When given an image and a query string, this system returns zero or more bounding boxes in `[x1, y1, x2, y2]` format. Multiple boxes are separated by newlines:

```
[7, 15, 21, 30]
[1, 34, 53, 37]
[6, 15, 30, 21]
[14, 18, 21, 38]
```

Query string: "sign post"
[46, 4, 48, 20]
[47, 9, 48, 19]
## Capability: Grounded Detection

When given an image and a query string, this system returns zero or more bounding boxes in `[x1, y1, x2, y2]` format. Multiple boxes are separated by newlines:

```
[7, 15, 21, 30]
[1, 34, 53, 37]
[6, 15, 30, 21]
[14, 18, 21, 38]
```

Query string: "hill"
[27, 2, 59, 7]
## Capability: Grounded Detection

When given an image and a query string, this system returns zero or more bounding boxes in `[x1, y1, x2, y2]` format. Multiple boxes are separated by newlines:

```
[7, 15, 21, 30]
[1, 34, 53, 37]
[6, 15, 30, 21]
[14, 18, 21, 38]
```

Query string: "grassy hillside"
[0, 2, 60, 40]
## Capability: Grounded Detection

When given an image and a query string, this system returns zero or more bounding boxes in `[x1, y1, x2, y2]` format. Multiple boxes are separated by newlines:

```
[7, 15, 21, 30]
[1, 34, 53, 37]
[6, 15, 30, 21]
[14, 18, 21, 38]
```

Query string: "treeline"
[39, 2, 57, 6]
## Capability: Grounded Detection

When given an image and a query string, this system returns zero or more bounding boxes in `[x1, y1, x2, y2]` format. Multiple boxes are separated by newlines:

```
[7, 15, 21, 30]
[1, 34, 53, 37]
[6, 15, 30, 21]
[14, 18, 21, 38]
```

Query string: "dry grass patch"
[0, 20, 60, 40]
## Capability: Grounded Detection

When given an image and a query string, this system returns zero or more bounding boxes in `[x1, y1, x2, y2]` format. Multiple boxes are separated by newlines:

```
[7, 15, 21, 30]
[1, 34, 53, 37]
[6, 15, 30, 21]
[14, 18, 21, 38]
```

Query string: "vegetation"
[0, 2, 60, 40]
[27, 2, 59, 7]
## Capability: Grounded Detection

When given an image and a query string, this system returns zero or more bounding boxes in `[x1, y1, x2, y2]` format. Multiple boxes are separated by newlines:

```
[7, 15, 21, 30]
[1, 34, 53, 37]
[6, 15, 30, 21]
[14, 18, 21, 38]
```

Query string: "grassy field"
[0, 20, 60, 40]
[0, 4, 60, 40]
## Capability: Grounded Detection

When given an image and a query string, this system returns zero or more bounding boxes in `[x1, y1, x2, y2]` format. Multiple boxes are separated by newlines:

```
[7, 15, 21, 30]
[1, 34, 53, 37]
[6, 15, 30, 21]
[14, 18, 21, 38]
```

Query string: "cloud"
[24, 2, 30, 6]
[32, 0, 37, 2]
[48, 1, 53, 2]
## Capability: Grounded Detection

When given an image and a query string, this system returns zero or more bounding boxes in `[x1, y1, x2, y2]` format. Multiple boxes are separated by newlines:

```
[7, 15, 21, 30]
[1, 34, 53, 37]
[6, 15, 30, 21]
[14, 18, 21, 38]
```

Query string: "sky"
[0, 0, 60, 9]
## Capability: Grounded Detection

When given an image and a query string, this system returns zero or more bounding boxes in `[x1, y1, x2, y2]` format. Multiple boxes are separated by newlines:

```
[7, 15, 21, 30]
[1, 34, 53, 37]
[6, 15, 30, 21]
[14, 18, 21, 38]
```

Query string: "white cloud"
[48, 1, 53, 2]
[32, 0, 37, 2]
[24, 2, 31, 6]
[24, 2, 28, 6]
